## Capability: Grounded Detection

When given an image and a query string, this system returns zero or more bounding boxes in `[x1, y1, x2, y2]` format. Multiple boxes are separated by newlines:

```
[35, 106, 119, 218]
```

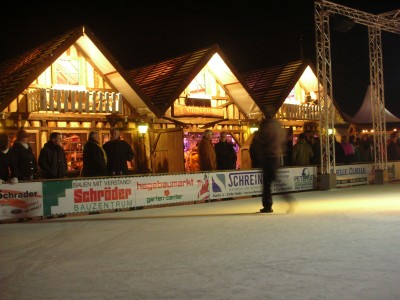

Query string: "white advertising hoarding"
[0, 182, 43, 221]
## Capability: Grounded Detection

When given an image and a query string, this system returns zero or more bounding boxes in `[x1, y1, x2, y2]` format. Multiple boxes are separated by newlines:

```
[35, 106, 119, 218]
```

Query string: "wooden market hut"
[240, 60, 348, 169]
[0, 25, 154, 176]
[128, 44, 264, 173]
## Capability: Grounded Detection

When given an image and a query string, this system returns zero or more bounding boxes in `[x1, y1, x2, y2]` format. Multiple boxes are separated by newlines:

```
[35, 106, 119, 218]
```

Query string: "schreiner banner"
[210, 166, 317, 199]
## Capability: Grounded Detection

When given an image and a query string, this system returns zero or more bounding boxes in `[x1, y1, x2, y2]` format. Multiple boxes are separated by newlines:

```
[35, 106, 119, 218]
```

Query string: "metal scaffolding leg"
[315, 0, 399, 187]
[315, 1, 336, 190]
[368, 27, 388, 184]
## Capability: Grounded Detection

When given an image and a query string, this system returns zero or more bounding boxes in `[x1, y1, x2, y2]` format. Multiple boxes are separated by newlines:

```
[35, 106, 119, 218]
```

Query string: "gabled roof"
[0, 25, 150, 115]
[345, 85, 400, 123]
[241, 59, 349, 121]
[241, 60, 312, 115]
[128, 44, 261, 119]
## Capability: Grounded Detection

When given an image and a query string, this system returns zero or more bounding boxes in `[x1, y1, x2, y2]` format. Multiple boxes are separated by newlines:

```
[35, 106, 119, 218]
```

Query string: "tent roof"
[345, 85, 400, 123]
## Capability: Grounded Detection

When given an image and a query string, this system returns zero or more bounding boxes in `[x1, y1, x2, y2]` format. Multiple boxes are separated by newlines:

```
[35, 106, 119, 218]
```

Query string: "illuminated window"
[55, 58, 80, 86]
[189, 72, 206, 96]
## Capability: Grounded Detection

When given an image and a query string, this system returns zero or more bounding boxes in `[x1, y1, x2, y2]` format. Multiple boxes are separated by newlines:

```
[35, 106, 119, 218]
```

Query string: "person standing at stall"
[214, 132, 237, 170]
[103, 128, 134, 176]
[11, 129, 39, 181]
[38, 132, 68, 179]
[387, 131, 400, 161]
[81, 131, 107, 177]
[292, 133, 314, 166]
[197, 129, 216, 171]
[0, 133, 18, 184]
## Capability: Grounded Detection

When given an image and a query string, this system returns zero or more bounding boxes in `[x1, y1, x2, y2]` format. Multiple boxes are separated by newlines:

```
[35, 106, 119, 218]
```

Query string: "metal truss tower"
[314, 0, 400, 186]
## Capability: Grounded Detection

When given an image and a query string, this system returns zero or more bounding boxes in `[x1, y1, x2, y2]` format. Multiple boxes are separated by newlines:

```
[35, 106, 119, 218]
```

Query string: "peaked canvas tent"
[345, 85, 400, 123]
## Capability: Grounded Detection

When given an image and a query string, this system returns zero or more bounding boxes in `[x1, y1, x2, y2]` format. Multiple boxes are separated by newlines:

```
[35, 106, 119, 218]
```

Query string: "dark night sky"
[1, 0, 399, 117]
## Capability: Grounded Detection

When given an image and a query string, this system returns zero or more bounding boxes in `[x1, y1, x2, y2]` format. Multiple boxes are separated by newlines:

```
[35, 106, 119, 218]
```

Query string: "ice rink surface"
[1, 182, 400, 299]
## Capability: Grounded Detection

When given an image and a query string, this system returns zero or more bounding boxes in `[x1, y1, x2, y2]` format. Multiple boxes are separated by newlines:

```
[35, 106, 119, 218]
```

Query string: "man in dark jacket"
[81, 131, 107, 177]
[214, 132, 237, 170]
[103, 128, 134, 176]
[38, 132, 68, 179]
[11, 129, 39, 181]
[387, 131, 400, 161]
[0, 133, 18, 184]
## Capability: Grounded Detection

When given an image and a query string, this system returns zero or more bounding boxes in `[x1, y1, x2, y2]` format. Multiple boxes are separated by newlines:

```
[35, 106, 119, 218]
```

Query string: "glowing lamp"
[138, 123, 149, 134]
[250, 125, 258, 134]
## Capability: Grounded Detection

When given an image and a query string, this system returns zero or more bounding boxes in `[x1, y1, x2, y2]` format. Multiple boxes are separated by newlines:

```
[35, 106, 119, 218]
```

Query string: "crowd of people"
[281, 130, 400, 167]
[0, 128, 135, 185]
[1, 125, 398, 217]
[1, 126, 399, 186]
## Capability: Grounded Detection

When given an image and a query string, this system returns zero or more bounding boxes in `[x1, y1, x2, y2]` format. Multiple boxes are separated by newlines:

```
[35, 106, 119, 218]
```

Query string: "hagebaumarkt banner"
[50, 177, 135, 214]
[0, 182, 43, 221]
[135, 173, 211, 206]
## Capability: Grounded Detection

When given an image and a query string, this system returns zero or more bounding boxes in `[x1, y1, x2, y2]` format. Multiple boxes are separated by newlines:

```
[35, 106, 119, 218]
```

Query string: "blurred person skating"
[214, 132, 237, 170]
[81, 131, 107, 177]
[11, 129, 39, 181]
[197, 129, 216, 171]
[103, 127, 134, 176]
[250, 114, 292, 213]
[38, 132, 68, 179]
[0, 133, 18, 184]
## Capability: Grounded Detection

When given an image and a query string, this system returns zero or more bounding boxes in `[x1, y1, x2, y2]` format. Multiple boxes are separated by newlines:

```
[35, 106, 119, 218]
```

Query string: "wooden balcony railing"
[276, 103, 320, 121]
[26, 88, 122, 114]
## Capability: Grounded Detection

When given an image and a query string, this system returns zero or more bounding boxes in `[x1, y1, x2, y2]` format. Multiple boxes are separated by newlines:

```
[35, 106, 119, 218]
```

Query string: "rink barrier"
[1, 162, 399, 222]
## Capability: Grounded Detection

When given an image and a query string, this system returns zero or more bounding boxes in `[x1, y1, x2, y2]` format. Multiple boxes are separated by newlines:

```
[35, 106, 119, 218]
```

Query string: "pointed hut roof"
[0, 25, 150, 115]
[128, 44, 261, 119]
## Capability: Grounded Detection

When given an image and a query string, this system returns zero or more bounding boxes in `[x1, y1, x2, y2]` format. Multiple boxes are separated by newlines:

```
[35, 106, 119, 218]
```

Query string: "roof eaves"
[0, 26, 84, 111]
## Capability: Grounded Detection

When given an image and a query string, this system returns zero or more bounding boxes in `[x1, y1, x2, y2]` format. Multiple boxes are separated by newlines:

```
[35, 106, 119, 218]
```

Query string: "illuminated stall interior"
[129, 45, 263, 172]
